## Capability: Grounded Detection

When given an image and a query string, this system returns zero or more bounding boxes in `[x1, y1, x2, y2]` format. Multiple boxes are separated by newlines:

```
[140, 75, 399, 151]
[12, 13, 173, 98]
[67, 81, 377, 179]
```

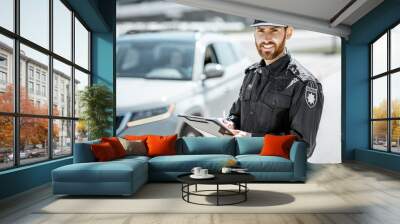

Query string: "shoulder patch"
[304, 80, 318, 109]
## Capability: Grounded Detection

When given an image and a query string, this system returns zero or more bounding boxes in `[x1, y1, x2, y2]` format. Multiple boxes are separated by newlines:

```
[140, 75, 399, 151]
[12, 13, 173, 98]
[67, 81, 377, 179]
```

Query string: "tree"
[75, 119, 88, 142]
[391, 99, 400, 144]
[372, 99, 387, 140]
[0, 85, 14, 149]
[372, 98, 400, 144]
[79, 84, 113, 140]
[0, 84, 59, 151]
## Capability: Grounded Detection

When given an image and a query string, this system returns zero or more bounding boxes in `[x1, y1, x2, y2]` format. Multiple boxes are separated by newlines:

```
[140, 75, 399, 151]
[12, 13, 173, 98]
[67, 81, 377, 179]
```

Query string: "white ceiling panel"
[173, 0, 384, 38]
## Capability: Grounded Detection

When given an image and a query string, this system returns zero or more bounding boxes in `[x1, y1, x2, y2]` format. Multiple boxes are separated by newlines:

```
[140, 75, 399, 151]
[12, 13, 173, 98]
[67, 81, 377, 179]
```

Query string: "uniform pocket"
[261, 93, 291, 132]
[262, 92, 291, 109]
[253, 101, 273, 132]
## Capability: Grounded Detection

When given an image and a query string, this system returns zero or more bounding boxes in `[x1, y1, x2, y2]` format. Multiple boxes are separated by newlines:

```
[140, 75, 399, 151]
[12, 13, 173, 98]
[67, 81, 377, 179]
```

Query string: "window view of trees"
[0, 0, 90, 170]
[371, 23, 400, 153]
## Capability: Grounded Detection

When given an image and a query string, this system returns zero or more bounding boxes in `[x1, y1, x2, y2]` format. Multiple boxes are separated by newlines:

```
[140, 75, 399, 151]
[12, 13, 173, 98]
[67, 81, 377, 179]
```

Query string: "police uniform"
[227, 23, 324, 157]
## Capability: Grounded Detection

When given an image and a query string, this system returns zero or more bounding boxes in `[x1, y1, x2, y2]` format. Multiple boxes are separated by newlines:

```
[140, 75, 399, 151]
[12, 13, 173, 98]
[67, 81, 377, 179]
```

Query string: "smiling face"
[254, 26, 293, 60]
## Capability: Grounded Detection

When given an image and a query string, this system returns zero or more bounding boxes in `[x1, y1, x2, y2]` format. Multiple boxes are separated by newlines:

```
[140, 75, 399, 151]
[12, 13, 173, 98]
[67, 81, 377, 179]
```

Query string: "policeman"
[224, 20, 324, 158]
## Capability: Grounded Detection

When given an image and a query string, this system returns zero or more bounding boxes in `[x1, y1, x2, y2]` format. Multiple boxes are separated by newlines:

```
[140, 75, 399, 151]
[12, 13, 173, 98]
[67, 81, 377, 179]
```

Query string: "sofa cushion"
[236, 155, 293, 172]
[52, 158, 147, 183]
[149, 154, 235, 172]
[235, 137, 263, 155]
[73, 139, 100, 163]
[101, 137, 127, 158]
[176, 137, 236, 155]
[115, 155, 150, 163]
[147, 134, 177, 157]
[119, 138, 148, 156]
[124, 135, 149, 141]
[91, 142, 118, 162]
[260, 134, 297, 159]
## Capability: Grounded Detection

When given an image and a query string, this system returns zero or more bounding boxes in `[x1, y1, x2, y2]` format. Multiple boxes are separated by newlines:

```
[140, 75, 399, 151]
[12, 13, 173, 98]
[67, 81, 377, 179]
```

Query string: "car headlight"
[126, 104, 175, 127]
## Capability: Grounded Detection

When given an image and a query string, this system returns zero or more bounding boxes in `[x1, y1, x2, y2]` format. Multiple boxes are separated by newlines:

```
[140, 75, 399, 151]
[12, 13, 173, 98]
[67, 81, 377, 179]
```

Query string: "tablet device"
[178, 114, 234, 136]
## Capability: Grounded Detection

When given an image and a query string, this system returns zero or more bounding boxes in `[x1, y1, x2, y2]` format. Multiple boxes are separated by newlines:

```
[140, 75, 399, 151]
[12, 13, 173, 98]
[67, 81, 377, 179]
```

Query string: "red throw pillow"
[101, 137, 127, 158]
[146, 134, 177, 157]
[91, 142, 117, 161]
[259, 134, 297, 159]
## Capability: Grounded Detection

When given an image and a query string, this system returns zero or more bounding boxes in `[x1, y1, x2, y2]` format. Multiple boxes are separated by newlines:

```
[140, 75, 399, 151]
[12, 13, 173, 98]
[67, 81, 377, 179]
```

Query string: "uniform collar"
[259, 53, 291, 73]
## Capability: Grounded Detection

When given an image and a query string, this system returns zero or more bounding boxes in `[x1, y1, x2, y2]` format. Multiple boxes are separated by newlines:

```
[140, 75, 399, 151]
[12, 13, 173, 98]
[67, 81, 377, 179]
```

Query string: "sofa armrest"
[73, 140, 100, 163]
[289, 141, 307, 181]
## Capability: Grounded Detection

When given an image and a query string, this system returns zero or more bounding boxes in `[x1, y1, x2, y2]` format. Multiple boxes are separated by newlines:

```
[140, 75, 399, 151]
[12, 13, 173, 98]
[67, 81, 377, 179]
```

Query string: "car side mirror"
[203, 63, 224, 79]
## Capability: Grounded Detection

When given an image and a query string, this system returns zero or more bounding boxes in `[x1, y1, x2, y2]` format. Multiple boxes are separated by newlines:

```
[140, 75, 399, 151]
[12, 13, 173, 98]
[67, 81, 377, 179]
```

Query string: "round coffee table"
[177, 172, 255, 206]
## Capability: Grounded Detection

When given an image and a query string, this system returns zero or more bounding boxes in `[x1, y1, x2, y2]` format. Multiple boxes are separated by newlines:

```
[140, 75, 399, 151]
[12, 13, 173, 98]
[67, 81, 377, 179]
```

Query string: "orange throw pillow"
[146, 134, 177, 157]
[101, 137, 127, 158]
[124, 135, 149, 141]
[91, 142, 117, 161]
[259, 134, 297, 159]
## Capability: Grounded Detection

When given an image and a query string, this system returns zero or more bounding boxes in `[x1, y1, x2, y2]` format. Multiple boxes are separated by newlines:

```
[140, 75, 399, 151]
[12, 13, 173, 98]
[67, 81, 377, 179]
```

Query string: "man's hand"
[219, 118, 251, 137]
[230, 129, 251, 137]
[221, 118, 235, 129]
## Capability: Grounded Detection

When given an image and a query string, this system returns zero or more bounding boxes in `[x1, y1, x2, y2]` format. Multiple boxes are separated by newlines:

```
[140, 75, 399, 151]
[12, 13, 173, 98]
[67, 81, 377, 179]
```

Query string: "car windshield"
[117, 39, 195, 80]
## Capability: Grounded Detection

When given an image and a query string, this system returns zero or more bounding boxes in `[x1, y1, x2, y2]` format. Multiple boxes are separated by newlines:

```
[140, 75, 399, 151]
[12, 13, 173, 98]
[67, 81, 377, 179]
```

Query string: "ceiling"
[173, 0, 384, 38]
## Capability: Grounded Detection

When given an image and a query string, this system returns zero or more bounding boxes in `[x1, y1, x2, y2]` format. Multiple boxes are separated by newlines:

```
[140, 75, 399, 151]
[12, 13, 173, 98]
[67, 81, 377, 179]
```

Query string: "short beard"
[256, 37, 286, 61]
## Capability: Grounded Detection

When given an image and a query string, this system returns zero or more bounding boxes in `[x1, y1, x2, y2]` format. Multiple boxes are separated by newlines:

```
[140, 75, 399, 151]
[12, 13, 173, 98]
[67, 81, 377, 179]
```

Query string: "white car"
[116, 31, 251, 137]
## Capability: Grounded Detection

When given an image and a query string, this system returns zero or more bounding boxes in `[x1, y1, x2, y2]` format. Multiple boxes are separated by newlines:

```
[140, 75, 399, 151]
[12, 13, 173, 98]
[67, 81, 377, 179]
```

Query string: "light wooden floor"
[1, 162, 400, 224]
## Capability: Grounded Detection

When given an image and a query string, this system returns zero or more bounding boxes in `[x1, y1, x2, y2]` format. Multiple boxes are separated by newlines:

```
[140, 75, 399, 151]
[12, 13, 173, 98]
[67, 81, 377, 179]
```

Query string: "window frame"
[0, 0, 92, 171]
[370, 20, 400, 154]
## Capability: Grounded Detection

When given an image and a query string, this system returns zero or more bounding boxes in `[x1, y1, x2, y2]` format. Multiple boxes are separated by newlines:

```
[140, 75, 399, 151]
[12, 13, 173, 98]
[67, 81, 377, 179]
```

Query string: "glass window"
[0, 55, 7, 67]
[391, 24, 400, 70]
[372, 33, 387, 76]
[41, 85, 46, 96]
[0, 35, 14, 113]
[36, 84, 40, 95]
[372, 77, 387, 119]
[0, 71, 7, 84]
[20, 0, 49, 49]
[28, 81, 33, 94]
[213, 42, 237, 66]
[0, 116, 14, 170]
[391, 120, 400, 153]
[53, 59, 72, 117]
[372, 121, 388, 151]
[74, 69, 89, 118]
[74, 18, 89, 70]
[371, 24, 400, 154]
[0, 0, 92, 169]
[75, 120, 88, 143]
[19, 117, 49, 165]
[53, 0, 72, 60]
[391, 72, 400, 118]
[117, 40, 195, 80]
[20, 44, 49, 115]
[204, 44, 219, 66]
[0, 0, 14, 31]
[28, 67, 34, 80]
[53, 119, 72, 158]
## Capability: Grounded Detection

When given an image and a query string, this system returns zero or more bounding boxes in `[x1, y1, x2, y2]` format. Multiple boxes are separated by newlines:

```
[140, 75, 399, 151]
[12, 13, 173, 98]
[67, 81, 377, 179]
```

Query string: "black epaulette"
[245, 62, 261, 74]
[287, 58, 317, 84]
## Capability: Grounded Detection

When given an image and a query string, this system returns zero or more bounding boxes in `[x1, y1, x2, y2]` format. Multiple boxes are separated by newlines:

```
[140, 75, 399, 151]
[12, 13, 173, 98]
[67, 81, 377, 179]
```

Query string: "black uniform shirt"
[228, 53, 324, 157]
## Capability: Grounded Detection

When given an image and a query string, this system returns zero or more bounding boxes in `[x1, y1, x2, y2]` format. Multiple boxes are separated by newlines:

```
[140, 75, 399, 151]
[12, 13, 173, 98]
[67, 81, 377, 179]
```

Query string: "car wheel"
[180, 123, 203, 137]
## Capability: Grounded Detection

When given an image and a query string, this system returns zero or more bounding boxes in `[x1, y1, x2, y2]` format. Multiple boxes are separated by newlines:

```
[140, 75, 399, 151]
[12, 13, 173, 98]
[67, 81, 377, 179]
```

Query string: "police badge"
[305, 81, 318, 109]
